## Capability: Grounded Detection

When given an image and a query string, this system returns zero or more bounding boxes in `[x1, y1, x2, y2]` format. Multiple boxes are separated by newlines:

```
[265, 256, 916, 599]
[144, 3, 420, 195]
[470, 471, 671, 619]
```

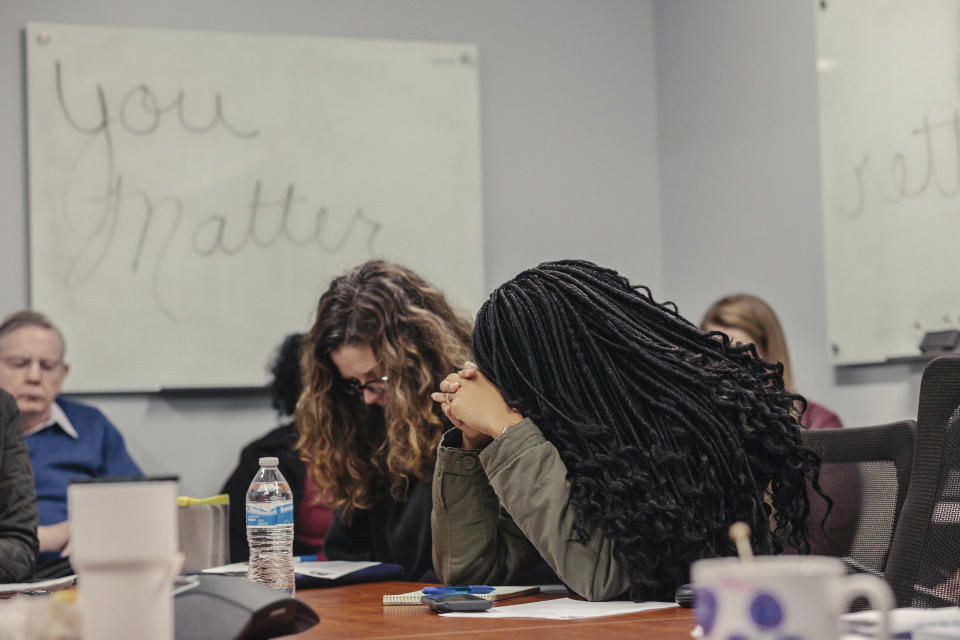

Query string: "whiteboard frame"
[26, 23, 484, 391]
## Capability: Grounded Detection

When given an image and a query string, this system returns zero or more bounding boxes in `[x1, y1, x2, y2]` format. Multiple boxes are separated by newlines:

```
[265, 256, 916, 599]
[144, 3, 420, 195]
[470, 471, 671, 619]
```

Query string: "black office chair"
[801, 419, 915, 576]
[885, 355, 960, 607]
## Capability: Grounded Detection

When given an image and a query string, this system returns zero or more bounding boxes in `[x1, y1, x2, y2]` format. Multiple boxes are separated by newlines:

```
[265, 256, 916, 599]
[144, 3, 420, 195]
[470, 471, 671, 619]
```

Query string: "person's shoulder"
[242, 422, 295, 451]
[56, 397, 113, 428]
[56, 396, 102, 416]
[238, 422, 299, 462]
[802, 400, 843, 430]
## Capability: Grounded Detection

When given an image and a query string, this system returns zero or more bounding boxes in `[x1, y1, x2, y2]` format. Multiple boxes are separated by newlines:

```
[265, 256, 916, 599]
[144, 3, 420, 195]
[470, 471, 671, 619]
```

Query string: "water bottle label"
[246, 502, 293, 526]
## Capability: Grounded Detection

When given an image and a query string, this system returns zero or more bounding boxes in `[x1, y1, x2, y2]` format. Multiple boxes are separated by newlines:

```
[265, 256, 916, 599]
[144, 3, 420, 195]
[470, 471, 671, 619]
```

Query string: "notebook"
[383, 585, 540, 605]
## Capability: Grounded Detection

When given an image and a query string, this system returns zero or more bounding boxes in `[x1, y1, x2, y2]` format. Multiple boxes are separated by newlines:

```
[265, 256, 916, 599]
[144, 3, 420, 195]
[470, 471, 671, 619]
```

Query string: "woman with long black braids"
[430, 260, 821, 601]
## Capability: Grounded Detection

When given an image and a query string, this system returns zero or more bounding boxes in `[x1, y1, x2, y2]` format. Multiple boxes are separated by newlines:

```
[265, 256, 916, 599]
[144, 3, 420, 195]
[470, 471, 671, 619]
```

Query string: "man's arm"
[37, 520, 70, 555]
[0, 393, 39, 581]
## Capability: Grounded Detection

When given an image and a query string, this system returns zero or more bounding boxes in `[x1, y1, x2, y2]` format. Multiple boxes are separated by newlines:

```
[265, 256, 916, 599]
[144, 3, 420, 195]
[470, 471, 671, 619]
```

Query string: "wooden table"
[287, 582, 696, 639]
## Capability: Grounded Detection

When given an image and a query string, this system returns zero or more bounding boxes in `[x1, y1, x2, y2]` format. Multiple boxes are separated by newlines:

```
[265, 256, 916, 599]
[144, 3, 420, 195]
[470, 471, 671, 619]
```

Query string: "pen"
[294, 555, 318, 562]
[422, 585, 494, 595]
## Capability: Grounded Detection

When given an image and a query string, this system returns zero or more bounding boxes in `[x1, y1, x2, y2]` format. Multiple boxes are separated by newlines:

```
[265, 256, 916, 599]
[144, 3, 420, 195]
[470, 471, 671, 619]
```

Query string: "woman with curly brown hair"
[296, 260, 472, 580]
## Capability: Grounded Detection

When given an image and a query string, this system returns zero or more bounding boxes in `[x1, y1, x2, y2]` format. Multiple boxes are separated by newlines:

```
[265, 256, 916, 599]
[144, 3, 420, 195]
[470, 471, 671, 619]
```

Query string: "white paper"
[0, 574, 77, 595]
[842, 606, 960, 637]
[439, 597, 678, 619]
[915, 623, 960, 640]
[201, 559, 381, 580]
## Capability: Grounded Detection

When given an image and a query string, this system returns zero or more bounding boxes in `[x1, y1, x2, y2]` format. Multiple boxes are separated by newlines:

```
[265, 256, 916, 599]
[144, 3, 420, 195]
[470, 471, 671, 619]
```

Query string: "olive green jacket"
[431, 418, 630, 601]
[0, 390, 39, 581]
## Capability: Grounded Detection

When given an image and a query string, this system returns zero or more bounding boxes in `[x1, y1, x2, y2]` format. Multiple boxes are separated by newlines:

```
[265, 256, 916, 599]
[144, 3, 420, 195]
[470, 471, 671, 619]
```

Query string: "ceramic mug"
[691, 555, 893, 640]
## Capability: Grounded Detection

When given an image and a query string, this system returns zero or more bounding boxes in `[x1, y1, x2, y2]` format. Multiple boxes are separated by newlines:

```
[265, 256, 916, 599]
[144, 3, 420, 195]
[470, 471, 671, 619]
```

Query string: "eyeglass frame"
[340, 375, 390, 397]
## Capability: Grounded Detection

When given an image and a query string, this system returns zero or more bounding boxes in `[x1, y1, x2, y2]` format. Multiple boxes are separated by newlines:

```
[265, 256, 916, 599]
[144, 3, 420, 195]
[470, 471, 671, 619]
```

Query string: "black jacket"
[323, 479, 436, 582]
[0, 390, 38, 581]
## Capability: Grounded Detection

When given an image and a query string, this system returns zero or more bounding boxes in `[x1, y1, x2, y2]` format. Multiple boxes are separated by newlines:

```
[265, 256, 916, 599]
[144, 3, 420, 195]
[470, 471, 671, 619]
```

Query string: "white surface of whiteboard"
[26, 23, 483, 391]
[817, 1, 960, 365]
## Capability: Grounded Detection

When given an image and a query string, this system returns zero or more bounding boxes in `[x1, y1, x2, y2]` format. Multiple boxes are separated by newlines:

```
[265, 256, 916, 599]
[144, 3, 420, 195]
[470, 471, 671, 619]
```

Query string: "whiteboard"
[817, 0, 960, 365]
[26, 23, 484, 392]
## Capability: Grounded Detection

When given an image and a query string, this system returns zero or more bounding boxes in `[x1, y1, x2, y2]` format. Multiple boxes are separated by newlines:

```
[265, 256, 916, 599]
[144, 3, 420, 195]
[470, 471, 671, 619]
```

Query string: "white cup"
[691, 555, 893, 640]
[68, 476, 180, 640]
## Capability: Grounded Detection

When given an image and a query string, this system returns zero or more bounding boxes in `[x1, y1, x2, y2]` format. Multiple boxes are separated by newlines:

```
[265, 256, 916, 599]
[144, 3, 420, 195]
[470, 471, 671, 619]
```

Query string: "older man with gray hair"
[0, 310, 141, 573]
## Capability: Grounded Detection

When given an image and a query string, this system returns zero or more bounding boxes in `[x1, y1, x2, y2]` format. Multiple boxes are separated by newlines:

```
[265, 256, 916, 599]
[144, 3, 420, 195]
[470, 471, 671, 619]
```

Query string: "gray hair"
[0, 310, 66, 358]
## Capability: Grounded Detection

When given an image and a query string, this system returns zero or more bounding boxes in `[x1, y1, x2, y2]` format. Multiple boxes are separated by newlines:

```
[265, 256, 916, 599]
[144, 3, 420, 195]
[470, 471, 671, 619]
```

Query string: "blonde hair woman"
[297, 260, 471, 580]
[700, 294, 842, 430]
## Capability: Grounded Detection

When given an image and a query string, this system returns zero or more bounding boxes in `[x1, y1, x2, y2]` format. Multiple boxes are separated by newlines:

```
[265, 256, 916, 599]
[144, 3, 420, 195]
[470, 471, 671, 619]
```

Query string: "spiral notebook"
[383, 585, 539, 605]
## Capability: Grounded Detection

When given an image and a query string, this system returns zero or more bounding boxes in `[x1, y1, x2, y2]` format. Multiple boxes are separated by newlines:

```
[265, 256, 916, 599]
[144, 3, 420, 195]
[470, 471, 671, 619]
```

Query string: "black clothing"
[323, 479, 436, 582]
[0, 390, 38, 581]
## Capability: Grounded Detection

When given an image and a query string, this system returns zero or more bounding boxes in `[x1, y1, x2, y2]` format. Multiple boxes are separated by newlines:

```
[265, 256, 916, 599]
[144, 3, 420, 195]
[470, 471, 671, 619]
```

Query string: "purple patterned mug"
[691, 556, 893, 640]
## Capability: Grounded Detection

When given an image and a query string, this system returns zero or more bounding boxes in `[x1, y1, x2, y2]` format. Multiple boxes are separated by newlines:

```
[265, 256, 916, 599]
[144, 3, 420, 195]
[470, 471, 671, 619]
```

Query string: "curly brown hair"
[296, 260, 472, 518]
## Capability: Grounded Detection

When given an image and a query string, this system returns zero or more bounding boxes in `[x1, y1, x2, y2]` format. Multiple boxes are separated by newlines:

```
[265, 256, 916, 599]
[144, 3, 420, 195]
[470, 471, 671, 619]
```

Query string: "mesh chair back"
[885, 355, 960, 607]
[801, 421, 915, 575]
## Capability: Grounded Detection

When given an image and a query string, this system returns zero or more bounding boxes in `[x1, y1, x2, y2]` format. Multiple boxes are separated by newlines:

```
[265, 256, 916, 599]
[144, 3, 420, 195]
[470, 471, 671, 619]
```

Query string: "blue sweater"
[26, 397, 142, 525]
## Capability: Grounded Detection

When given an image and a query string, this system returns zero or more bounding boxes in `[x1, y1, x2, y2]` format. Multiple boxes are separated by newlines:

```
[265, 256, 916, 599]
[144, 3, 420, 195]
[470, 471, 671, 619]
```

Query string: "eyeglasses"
[0, 356, 64, 375]
[340, 376, 390, 397]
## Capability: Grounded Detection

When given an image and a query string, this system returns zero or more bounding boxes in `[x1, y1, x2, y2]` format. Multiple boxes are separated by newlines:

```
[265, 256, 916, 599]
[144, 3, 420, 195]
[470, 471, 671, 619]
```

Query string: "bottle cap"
[258, 456, 279, 467]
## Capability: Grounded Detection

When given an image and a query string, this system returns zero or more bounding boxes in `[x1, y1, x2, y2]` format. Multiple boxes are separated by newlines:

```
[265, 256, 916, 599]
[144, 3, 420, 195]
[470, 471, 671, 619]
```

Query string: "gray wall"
[0, 1, 661, 495]
[655, 1, 923, 426]
[0, 0, 930, 497]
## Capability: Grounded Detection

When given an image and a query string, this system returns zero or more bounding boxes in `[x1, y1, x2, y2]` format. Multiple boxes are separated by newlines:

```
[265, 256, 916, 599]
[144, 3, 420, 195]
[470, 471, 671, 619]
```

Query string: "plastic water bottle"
[246, 456, 295, 594]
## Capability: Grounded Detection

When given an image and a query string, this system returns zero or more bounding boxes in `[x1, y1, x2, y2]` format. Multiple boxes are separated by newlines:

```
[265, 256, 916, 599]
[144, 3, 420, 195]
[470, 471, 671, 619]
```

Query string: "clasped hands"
[430, 362, 523, 450]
